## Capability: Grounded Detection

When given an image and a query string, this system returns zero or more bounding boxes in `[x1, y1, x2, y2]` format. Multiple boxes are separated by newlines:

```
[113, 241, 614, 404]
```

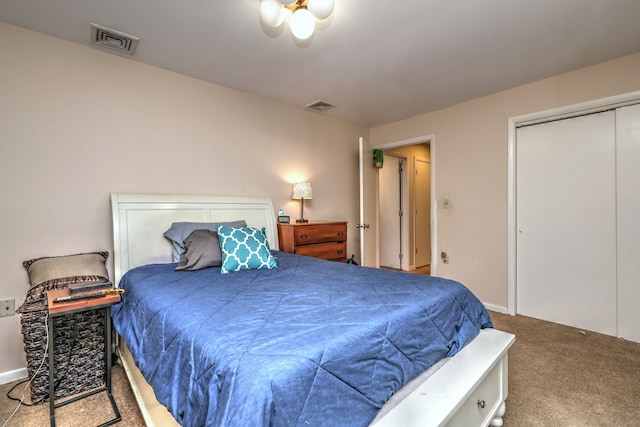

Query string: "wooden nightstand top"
[47, 288, 121, 316]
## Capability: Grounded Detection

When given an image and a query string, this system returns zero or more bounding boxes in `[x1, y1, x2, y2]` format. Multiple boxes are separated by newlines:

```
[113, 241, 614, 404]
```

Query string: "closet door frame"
[506, 90, 640, 316]
[615, 103, 640, 343]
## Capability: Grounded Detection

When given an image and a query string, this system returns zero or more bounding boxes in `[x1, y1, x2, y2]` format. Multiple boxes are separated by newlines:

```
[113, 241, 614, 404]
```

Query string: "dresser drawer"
[278, 221, 348, 262]
[294, 224, 346, 245]
[446, 360, 503, 427]
[295, 241, 346, 260]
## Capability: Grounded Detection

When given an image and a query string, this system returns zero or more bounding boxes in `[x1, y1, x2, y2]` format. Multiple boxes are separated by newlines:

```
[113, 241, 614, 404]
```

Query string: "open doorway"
[379, 143, 431, 273]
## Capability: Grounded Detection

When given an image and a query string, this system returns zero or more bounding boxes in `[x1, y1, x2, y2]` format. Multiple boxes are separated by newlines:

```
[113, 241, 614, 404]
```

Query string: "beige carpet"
[492, 312, 640, 426]
[0, 365, 144, 427]
[2, 312, 639, 426]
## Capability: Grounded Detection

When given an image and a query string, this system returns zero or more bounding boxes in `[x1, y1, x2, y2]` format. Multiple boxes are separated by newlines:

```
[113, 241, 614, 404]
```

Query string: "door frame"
[507, 90, 640, 315]
[414, 157, 431, 268]
[372, 134, 436, 274]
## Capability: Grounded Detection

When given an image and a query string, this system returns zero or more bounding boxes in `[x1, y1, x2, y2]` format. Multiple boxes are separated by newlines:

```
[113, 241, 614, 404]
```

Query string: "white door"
[415, 159, 431, 268]
[359, 137, 378, 267]
[516, 111, 617, 336]
[379, 157, 402, 269]
[616, 104, 640, 342]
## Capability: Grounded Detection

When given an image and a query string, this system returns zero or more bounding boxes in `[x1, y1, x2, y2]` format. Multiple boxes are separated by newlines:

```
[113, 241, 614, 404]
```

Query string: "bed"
[110, 193, 514, 427]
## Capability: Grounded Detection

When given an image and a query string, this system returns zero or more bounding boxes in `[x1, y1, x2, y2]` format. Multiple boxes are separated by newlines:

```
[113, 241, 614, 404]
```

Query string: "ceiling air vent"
[90, 23, 139, 55]
[305, 100, 336, 113]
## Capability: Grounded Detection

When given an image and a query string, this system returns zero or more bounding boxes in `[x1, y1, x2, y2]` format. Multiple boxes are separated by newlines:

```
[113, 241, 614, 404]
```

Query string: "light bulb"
[307, 0, 334, 20]
[259, 0, 286, 28]
[290, 8, 315, 40]
[278, 0, 297, 5]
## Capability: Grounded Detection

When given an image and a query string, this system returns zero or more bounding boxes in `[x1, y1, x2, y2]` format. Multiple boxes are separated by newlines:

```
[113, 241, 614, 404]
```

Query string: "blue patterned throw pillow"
[216, 226, 278, 274]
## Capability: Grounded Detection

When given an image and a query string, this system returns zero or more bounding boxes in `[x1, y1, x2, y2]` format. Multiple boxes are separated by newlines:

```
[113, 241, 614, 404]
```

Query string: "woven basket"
[17, 299, 106, 403]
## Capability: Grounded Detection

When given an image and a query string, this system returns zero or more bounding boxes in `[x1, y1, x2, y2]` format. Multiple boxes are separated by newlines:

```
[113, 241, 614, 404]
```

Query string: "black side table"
[47, 288, 122, 427]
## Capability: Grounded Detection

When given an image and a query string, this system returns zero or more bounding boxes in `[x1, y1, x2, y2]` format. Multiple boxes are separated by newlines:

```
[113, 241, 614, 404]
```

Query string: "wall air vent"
[90, 23, 139, 55]
[305, 100, 336, 112]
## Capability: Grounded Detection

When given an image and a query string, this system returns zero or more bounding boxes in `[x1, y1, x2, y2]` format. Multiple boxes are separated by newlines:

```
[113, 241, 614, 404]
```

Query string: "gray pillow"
[164, 220, 247, 261]
[22, 252, 110, 302]
[175, 229, 222, 271]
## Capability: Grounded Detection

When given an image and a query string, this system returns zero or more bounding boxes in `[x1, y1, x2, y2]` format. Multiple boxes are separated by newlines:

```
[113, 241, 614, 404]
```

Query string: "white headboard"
[110, 193, 278, 285]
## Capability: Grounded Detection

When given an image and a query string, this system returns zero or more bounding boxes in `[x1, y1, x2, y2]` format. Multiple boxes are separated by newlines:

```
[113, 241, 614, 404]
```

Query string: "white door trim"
[359, 137, 364, 263]
[507, 90, 640, 316]
[414, 157, 431, 269]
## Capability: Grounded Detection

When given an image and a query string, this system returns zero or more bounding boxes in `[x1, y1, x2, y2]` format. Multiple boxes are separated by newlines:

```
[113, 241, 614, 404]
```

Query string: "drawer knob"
[337, 232, 344, 237]
[477, 399, 486, 409]
[300, 234, 308, 240]
[337, 249, 343, 255]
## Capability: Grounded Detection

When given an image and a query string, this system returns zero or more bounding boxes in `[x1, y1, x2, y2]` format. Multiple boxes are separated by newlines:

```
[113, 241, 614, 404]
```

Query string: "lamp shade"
[259, 0, 286, 27]
[290, 8, 315, 40]
[308, 0, 334, 20]
[292, 182, 313, 199]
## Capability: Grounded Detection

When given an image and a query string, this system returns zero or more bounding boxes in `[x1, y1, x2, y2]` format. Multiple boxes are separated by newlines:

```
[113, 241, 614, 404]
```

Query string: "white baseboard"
[0, 368, 28, 386]
[483, 302, 509, 315]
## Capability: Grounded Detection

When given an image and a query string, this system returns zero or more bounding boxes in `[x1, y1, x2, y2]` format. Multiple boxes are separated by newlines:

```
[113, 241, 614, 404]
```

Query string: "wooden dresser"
[277, 221, 347, 262]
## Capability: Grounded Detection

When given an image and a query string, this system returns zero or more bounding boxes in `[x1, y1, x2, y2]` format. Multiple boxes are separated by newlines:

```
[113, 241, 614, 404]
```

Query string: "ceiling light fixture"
[259, 0, 334, 40]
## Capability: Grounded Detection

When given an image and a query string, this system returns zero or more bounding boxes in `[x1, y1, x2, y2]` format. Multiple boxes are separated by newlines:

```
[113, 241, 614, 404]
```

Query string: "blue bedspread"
[112, 251, 492, 427]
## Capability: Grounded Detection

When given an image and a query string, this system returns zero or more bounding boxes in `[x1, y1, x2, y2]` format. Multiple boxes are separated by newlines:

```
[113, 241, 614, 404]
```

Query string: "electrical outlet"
[440, 251, 450, 264]
[0, 299, 15, 317]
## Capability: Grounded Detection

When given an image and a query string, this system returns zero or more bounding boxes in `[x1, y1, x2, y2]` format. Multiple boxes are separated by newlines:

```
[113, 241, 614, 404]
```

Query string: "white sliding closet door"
[516, 111, 617, 336]
[616, 104, 640, 342]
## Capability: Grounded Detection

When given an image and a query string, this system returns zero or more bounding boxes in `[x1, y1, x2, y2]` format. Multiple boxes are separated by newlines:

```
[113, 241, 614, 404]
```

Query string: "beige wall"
[0, 23, 366, 377]
[370, 52, 640, 310]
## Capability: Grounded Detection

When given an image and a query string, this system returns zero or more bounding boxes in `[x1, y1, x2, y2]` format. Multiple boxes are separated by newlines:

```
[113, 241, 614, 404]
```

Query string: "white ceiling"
[2, 0, 640, 127]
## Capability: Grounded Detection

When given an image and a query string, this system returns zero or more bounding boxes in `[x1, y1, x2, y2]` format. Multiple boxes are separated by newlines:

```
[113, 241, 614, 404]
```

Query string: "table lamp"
[292, 182, 313, 223]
